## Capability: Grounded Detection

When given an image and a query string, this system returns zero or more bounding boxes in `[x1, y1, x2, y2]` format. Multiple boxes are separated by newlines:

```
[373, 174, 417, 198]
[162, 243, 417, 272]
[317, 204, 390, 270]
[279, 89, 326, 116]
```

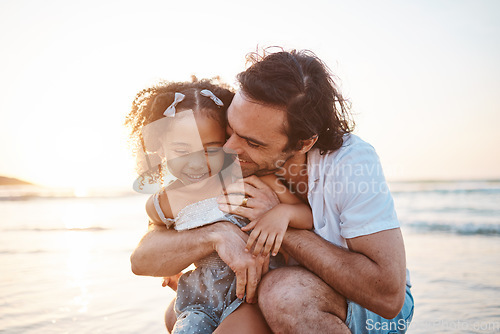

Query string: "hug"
[127, 48, 414, 333]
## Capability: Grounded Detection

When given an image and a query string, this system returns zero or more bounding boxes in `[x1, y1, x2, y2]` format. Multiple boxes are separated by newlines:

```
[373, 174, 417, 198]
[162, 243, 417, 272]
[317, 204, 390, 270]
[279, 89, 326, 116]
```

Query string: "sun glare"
[73, 186, 89, 198]
[62, 203, 96, 230]
[64, 231, 92, 313]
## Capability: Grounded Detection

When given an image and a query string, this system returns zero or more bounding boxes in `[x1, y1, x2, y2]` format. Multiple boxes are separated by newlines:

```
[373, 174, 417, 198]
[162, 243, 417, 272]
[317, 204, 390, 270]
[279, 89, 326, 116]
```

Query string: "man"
[131, 49, 413, 333]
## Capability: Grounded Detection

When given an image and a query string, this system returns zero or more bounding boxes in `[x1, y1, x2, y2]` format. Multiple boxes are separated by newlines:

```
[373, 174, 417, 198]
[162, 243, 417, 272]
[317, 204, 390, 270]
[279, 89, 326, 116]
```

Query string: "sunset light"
[1, 0, 499, 188]
[1, 1, 499, 333]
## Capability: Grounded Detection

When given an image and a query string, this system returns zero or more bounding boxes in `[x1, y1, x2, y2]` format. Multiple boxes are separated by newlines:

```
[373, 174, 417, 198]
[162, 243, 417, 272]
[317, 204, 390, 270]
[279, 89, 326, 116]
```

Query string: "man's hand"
[241, 204, 290, 256]
[211, 221, 270, 304]
[217, 175, 280, 221]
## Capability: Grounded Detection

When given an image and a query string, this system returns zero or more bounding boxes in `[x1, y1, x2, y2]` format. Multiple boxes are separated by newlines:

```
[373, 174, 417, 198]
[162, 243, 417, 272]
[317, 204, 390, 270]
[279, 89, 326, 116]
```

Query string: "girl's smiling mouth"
[182, 172, 209, 183]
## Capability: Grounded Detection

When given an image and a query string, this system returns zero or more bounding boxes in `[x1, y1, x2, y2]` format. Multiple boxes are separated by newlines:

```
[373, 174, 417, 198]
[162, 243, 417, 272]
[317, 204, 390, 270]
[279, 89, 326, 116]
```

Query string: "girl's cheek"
[166, 158, 186, 179]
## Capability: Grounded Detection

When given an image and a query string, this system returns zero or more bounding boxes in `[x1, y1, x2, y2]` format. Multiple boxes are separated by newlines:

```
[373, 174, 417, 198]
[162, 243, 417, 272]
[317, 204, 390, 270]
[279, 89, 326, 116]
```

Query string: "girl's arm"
[241, 174, 313, 255]
[145, 191, 174, 226]
[145, 192, 184, 289]
[258, 174, 312, 230]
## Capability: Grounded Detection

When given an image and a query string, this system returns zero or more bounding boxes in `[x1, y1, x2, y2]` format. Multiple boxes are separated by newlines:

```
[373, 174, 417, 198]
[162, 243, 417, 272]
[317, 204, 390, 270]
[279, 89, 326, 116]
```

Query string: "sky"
[0, 0, 499, 188]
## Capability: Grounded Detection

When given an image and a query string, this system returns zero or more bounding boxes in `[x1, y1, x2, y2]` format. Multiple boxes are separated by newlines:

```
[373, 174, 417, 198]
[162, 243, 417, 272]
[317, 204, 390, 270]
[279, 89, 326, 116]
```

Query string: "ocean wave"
[0, 249, 51, 254]
[0, 194, 78, 201]
[0, 193, 138, 201]
[0, 185, 138, 201]
[405, 221, 500, 236]
[389, 179, 500, 192]
[392, 188, 500, 195]
[404, 206, 500, 216]
[1, 227, 108, 232]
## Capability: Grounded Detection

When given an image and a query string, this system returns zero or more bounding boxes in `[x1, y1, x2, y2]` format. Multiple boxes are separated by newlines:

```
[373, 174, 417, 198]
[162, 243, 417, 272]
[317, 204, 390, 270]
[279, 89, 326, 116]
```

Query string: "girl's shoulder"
[146, 190, 174, 226]
[258, 174, 282, 191]
[257, 174, 303, 205]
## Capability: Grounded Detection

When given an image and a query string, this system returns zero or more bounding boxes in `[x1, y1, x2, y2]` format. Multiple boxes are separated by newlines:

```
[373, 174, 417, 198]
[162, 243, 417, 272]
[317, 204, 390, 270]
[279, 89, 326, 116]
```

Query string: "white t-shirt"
[306, 134, 400, 248]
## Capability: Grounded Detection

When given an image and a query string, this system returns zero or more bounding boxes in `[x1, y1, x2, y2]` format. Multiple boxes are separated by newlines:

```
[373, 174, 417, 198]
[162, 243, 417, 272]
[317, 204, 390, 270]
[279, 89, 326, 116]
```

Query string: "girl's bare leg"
[165, 298, 176, 333]
[166, 299, 271, 334]
[214, 302, 272, 334]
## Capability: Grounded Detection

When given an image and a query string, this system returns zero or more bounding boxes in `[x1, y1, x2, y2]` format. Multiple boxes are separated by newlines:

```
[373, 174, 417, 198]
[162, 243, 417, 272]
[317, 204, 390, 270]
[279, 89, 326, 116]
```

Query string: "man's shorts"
[345, 285, 414, 333]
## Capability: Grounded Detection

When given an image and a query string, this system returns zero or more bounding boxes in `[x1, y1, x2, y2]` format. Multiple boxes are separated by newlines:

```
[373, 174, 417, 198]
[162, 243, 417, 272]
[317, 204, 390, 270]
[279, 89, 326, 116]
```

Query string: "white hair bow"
[200, 89, 224, 107]
[163, 92, 185, 117]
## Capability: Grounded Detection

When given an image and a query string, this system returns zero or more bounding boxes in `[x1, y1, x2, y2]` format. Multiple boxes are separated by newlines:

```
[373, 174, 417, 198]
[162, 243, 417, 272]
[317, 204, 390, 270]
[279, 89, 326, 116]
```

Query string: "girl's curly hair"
[125, 77, 235, 187]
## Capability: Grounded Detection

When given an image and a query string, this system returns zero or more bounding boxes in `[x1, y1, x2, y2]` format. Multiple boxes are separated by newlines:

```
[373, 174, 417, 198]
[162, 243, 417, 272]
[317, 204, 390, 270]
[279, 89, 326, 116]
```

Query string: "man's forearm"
[131, 221, 267, 303]
[130, 224, 216, 277]
[282, 228, 407, 319]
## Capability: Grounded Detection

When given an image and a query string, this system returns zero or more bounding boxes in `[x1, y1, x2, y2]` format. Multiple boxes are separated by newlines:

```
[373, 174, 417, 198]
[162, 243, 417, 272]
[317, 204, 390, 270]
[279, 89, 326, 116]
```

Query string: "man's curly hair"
[237, 48, 354, 154]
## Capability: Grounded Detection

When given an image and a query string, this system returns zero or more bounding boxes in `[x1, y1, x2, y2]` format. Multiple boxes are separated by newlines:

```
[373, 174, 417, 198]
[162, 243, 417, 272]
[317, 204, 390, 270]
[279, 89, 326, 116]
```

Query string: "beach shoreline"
[1, 183, 499, 333]
[402, 229, 500, 333]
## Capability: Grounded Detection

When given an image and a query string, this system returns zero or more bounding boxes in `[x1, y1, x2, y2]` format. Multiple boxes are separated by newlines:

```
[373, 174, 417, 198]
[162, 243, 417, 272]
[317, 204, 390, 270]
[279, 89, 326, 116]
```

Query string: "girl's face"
[162, 111, 226, 185]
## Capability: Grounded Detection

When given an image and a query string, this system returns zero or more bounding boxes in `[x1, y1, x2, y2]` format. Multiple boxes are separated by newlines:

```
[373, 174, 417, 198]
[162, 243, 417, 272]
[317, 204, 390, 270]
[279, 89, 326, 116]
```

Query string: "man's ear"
[298, 135, 318, 154]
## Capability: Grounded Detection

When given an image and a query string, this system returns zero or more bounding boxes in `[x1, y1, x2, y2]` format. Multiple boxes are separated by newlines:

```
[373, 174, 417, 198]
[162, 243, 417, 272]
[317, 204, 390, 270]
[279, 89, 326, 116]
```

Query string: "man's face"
[224, 91, 296, 177]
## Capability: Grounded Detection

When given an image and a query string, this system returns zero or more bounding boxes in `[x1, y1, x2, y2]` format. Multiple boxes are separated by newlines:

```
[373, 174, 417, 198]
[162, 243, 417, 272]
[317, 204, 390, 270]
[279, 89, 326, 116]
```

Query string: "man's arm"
[130, 223, 216, 277]
[282, 227, 407, 319]
[130, 221, 268, 303]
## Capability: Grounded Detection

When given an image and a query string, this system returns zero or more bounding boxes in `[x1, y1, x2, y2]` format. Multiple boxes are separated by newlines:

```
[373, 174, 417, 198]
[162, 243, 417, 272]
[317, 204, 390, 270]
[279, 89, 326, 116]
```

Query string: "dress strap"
[153, 192, 175, 228]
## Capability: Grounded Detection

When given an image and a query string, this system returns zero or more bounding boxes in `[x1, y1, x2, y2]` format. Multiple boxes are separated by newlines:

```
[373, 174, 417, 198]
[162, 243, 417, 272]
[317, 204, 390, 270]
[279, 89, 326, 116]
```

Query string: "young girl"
[126, 79, 313, 334]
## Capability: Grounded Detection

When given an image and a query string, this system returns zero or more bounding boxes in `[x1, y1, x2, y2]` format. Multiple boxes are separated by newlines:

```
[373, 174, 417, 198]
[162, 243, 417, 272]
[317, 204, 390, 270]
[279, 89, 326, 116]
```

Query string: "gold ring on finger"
[242, 197, 249, 207]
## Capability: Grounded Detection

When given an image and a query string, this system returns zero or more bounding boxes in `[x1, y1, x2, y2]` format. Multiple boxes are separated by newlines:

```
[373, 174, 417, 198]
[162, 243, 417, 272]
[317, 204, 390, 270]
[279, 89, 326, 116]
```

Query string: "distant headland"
[0, 176, 33, 186]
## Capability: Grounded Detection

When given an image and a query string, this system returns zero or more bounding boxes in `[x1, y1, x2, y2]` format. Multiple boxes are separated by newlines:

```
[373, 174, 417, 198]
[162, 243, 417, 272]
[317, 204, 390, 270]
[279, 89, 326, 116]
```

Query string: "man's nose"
[223, 134, 242, 155]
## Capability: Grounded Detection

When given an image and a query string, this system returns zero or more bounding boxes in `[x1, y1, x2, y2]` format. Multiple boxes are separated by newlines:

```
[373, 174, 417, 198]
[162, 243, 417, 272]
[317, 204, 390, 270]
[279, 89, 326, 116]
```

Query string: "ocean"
[0, 181, 499, 333]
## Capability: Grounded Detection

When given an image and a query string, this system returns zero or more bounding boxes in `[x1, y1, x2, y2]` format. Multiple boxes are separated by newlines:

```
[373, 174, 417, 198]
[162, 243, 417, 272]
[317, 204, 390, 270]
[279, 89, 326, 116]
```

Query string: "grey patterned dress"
[166, 198, 284, 334]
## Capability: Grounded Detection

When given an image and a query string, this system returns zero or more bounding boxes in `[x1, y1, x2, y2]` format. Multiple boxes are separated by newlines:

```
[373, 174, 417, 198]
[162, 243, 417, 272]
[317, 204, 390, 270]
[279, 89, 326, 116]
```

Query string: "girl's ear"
[298, 135, 318, 154]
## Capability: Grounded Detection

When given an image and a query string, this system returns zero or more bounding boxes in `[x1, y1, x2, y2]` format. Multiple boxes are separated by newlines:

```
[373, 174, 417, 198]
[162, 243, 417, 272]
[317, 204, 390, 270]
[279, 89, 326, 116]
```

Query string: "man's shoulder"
[309, 134, 378, 166]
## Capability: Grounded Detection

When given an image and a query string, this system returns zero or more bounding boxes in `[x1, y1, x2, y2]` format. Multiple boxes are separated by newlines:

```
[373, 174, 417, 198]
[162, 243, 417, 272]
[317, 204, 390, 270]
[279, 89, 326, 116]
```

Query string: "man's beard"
[249, 151, 296, 178]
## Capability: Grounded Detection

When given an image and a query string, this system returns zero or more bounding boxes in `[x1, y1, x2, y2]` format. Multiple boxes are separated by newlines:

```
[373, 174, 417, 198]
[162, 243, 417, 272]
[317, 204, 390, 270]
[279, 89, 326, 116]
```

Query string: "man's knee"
[258, 266, 348, 323]
[258, 267, 320, 326]
[259, 267, 302, 310]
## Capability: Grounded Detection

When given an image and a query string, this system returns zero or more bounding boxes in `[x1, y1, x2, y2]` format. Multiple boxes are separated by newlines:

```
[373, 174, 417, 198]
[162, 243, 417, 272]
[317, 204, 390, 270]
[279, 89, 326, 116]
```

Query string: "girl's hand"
[241, 204, 290, 256]
[161, 272, 183, 291]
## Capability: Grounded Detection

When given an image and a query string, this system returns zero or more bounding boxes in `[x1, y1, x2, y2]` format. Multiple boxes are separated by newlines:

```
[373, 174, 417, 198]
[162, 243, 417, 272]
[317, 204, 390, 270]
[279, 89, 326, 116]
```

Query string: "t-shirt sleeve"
[332, 142, 400, 239]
